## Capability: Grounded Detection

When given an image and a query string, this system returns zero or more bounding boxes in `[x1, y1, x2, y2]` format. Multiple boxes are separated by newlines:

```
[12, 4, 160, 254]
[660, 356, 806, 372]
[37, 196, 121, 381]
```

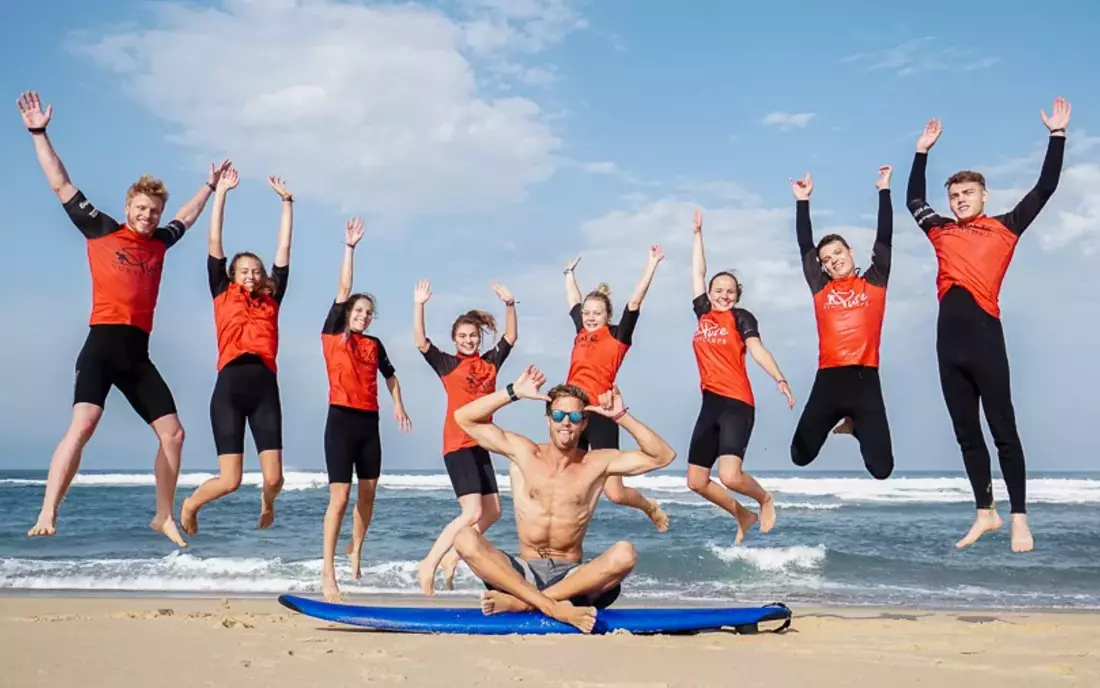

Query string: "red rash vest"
[565, 303, 638, 405]
[422, 338, 513, 455]
[691, 295, 759, 407]
[208, 255, 288, 372]
[321, 301, 395, 412]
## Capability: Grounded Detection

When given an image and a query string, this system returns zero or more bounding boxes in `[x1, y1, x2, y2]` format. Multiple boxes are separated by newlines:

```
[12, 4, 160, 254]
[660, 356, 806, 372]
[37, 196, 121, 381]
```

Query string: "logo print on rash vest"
[463, 366, 496, 396]
[353, 338, 378, 366]
[824, 289, 870, 310]
[114, 246, 160, 275]
[694, 319, 729, 345]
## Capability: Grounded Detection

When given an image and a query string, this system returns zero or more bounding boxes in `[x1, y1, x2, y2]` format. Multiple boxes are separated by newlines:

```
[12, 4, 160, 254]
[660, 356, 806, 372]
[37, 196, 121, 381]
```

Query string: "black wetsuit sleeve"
[796, 200, 828, 294]
[568, 303, 584, 333]
[735, 308, 761, 340]
[270, 264, 290, 305]
[906, 153, 953, 234]
[208, 255, 230, 298]
[692, 294, 712, 319]
[422, 341, 460, 377]
[62, 190, 121, 239]
[482, 337, 514, 369]
[995, 135, 1066, 236]
[864, 189, 893, 288]
[375, 338, 396, 379]
[322, 301, 346, 334]
[153, 219, 188, 248]
[613, 306, 640, 345]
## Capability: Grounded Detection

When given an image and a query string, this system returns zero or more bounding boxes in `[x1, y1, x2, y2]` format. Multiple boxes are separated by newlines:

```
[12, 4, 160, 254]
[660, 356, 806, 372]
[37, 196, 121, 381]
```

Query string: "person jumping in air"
[18, 90, 229, 547]
[180, 169, 295, 535]
[907, 97, 1070, 553]
[320, 218, 412, 602]
[563, 249, 669, 533]
[413, 279, 517, 595]
[788, 166, 895, 480]
[688, 210, 794, 544]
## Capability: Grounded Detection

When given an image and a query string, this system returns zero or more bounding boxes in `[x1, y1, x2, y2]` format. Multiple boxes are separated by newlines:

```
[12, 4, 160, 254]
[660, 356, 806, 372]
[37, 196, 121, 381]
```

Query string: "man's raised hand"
[875, 165, 892, 190]
[692, 209, 703, 234]
[512, 365, 550, 401]
[208, 159, 232, 187]
[413, 279, 432, 305]
[217, 167, 239, 192]
[16, 91, 51, 131]
[916, 119, 942, 153]
[585, 386, 626, 418]
[790, 173, 813, 200]
[345, 217, 364, 247]
[269, 175, 294, 202]
[1041, 96, 1072, 134]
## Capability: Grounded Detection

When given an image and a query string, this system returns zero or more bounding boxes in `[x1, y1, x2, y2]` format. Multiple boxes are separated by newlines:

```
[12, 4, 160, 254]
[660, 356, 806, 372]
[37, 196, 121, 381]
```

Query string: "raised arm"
[563, 256, 582, 309]
[268, 175, 294, 268]
[207, 168, 239, 259]
[454, 365, 546, 463]
[413, 279, 432, 353]
[588, 388, 676, 476]
[171, 159, 230, 230]
[337, 218, 364, 304]
[997, 97, 1070, 236]
[691, 210, 707, 299]
[18, 92, 77, 203]
[626, 245, 664, 310]
[790, 173, 828, 292]
[865, 166, 893, 286]
[907, 119, 951, 234]
[491, 282, 518, 345]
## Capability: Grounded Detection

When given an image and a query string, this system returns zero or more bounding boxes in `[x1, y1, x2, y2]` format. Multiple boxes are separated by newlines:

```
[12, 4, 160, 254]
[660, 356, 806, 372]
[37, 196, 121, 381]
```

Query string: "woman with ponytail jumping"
[563, 248, 668, 532]
[320, 218, 411, 602]
[414, 278, 517, 595]
[181, 169, 294, 535]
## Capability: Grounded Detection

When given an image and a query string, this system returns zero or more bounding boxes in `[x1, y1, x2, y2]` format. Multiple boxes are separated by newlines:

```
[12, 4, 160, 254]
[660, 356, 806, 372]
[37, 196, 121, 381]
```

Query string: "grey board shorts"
[482, 553, 622, 609]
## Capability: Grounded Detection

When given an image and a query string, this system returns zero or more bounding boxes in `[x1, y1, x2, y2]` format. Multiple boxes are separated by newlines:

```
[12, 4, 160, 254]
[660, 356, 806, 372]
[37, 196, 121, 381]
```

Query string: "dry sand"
[2, 595, 1098, 687]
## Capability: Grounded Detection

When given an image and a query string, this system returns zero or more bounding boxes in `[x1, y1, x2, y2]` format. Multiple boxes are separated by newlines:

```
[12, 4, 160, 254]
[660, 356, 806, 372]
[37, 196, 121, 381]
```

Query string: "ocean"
[2, 469, 1099, 610]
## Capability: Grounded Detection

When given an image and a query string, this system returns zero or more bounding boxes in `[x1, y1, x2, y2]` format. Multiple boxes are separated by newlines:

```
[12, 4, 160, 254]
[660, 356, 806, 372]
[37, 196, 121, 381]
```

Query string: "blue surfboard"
[278, 594, 792, 635]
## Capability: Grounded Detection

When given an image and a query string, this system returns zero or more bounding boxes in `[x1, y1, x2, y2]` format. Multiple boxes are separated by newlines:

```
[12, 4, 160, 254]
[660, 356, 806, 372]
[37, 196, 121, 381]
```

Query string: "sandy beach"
[0, 595, 1096, 687]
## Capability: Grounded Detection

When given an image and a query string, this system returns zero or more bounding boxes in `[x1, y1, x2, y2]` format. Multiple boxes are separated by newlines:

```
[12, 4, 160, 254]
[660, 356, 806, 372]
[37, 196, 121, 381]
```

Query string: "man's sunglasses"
[549, 409, 586, 423]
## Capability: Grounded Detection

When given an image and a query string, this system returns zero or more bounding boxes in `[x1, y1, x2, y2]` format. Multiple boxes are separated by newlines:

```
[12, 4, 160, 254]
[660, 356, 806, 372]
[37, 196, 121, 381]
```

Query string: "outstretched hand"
[512, 365, 550, 401]
[564, 256, 581, 272]
[208, 159, 232, 187]
[648, 244, 665, 266]
[217, 167, 239, 192]
[585, 386, 626, 418]
[491, 281, 514, 304]
[345, 217, 364, 247]
[268, 175, 293, 201]
[692, 209, 703, 234]
[16, 91, 52, 130]
[874, 165, 892, 190]
[916, 119, 942, 153]
[394, 405, 412, 433]
[413, 279, 432, 305]
[1041, 96, 1072, 133]
[790, 173, 813, 200]
[778, 380, 795, 409]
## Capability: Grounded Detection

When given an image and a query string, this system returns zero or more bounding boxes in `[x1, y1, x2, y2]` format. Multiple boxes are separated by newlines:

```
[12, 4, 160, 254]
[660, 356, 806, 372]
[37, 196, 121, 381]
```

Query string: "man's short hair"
[945, 170, 986, 189]
[815, 233, 849, 253]
[126, 174, 170, 208]
[545, 384, 590, 416]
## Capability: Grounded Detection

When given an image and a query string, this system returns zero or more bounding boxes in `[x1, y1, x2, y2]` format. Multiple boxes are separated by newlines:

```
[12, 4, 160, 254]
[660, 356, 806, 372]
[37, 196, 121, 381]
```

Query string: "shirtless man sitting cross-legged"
[451, 364, 677, 634]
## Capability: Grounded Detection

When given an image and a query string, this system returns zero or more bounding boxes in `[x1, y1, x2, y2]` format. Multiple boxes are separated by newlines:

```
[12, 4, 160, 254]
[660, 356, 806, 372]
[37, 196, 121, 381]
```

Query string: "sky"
[1, 0, 1098, 474]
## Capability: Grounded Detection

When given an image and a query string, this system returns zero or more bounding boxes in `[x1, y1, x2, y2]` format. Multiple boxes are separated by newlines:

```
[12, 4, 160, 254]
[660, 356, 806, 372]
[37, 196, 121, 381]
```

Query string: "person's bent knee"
[156, 418, 185, 449]
[327, 484, 351, 509]
[452, 526, 482, 556]
[460, 506, 484, 527]
[790, 443, 814, 467]
[717, 462, 743, 489]
[868, 460, 894, 481]
[686, 471, 711, 493]
[603, 481, 630, 503]
[264, 474, 285, 492]
[608, 541, 638, 572]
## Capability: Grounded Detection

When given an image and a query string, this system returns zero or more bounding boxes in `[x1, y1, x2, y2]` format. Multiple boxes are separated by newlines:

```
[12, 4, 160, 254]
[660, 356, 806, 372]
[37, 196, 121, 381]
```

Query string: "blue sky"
[2, 0, 1098, 473]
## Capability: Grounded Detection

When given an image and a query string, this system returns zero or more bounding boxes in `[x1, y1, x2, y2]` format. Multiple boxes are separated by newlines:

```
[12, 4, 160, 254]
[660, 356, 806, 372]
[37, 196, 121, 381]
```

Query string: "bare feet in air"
[179, 498, 199, 535]
[322, 569, 342, 603]
[550, 600, 598, 634]
[1010, 513, 1034, 553]
[28, 512, 57, 537]
[832, 417, 855, 435]
[417, 559, 437, 596]
[440, 550, 460, 590]
[955, 508, 1003, 549]
[734, 502, 759, 546]
[151, 514, 188, 548]
[759, 491, 777, 534]
[349, 544, 363, 580]
[481, 590, 530, 615]
[258, 492, 277, 530]
[644, 499, 670, 533]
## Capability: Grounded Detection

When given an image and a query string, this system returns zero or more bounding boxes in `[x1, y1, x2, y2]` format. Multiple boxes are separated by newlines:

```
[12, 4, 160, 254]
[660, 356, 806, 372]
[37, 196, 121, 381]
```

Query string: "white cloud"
[580, 161, 619, 174]
[842, 37, 999, 77]
[71, 0, 585, 218]
[762, 111, 816, 131]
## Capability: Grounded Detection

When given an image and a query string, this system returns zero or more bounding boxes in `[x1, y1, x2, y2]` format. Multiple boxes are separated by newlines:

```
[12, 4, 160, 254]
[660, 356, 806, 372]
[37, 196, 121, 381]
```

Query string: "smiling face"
[947, 181, 988, 222]
[581, 296, 610, 331]
[231, 255, 266, 293]
[546, 393, 587, 451]
[817, 239, 856, 280]
[707, 273, 740, 312]
[453, 322, 482, 355]
[347, 296, 375, 334]
[124, 193, 165, 237]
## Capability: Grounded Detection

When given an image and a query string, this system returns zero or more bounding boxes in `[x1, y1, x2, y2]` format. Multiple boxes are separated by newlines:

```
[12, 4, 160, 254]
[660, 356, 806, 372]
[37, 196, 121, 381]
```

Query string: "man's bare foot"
[440, 551, 460, 591]
[258, 491, 277, 530]
[481, 590, 531, 615]
[734, 505, 759, 546]
[759, 492, 776, 533]
[180, 498, 199, 535]
[644, 499, 670, 533]
[151, 515, 188, 548]
[349, 544, 363, 580]
[322, 570, 342, 603]
[832, 417, 855, 435]
[955, 508, 1003, 549]
[549, 600, 598, 634]
[28, 514, 56, 537]
[1010, 513, 1034, 553]
[417, 559, 437, 596]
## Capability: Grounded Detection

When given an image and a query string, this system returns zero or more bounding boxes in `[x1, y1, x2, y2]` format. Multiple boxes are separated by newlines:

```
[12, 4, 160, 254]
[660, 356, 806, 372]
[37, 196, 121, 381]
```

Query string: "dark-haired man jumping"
[789, 166, 895, 481]
[907, 97, 1070, 553]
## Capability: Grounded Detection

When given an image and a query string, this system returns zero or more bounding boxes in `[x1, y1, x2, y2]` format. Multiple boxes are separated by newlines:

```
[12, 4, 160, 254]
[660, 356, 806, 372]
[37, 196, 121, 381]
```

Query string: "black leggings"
[937, 286, 1026, 514]
[210, 355, 282, 455]
[790, 366, 893, 480]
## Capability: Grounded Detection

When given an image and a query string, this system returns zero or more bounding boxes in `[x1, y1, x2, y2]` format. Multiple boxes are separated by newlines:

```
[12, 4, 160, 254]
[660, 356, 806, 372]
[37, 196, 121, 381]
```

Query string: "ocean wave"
[708, 544, 827, 572]
[4, 472, 1099, 504]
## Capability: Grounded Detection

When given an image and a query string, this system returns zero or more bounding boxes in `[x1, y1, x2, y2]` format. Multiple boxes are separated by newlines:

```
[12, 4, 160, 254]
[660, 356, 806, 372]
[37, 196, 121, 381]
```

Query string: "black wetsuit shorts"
[210, 354, 283, 455]
[74, 325, 177, 424]
[444, 446, 499, 498]
[688, 391, 755, 469]
[324, 405, 382, 483]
